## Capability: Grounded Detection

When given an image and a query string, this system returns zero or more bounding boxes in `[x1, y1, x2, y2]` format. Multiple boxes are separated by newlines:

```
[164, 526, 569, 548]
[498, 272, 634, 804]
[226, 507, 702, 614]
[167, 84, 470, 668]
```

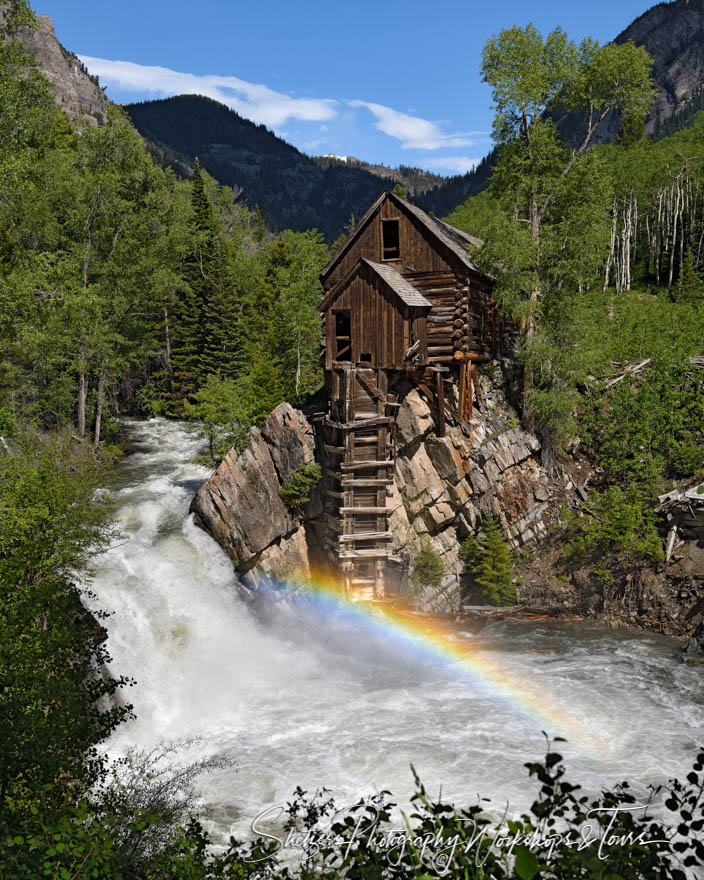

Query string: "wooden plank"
[356, 370, 383, 401]
[458, 357, 467, 424]
[341, 478, 394, 486]
[436, 368, 446, 437]
[325, 445, 346, 455]
[341, 460, 394, 471]
[324, 488, 344, 500]
[339, 532, 393, 542]
[340, 507, 390, 514]
[341, 416, 394, 431]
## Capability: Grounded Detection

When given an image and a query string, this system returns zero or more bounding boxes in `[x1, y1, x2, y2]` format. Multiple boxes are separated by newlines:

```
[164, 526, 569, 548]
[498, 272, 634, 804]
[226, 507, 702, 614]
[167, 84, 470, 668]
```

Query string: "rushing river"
[87, 418, 704, 842]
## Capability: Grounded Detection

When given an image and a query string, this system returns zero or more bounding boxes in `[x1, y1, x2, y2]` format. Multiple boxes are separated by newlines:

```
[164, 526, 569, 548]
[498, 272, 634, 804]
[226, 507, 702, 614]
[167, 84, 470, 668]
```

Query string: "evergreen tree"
[461, 516, 516, 605]
[170, 159, 218, 407]
[675, 248, 704, 303]
[200, 237, 239, 379]
[410, 540, 445, 595]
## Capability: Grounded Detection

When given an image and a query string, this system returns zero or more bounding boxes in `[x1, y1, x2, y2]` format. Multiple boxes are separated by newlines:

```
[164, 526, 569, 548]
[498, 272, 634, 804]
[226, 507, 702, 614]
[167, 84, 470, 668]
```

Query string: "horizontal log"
[428, 346, 454, 354]
[325, 445, 346, 455]
[341, 478, 394, 486]
[341, 507, 390, 514]
[341, 460, 394, 471]
[339, 532, 393, 542]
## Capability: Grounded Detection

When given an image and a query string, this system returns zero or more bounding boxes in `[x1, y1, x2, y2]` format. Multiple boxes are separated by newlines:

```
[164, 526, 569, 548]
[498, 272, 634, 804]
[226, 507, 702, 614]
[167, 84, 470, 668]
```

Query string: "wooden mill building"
[317, 190, 498, 602]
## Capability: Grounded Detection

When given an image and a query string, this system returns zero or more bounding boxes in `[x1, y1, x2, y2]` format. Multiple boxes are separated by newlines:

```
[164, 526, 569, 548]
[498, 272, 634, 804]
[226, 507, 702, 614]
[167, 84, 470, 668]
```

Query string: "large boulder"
[190, 403, 318, 575]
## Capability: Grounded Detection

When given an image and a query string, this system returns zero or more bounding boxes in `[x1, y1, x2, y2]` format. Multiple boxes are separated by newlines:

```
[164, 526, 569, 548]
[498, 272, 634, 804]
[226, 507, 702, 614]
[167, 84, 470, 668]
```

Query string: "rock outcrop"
[17, 14, 109, 125]
[190, 403, 321, 587]
[191, 369, 556, 608]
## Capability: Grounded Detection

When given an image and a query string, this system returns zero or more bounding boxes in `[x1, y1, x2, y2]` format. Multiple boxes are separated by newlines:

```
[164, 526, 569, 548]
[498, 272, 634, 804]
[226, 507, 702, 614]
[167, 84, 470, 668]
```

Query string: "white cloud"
[79, 57, 338, 128]
[348, 100, 483, 150]
[422, 156, 482, 174]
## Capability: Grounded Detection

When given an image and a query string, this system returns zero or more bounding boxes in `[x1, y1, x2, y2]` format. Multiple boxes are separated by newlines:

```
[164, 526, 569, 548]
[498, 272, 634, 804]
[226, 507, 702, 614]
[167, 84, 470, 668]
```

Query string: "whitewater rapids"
[86, 418, 704, 841]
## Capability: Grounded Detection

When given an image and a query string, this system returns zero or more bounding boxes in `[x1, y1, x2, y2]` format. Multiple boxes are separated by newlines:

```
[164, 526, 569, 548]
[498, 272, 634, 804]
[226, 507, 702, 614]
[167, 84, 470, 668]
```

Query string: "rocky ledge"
[191, 368, 567, 608]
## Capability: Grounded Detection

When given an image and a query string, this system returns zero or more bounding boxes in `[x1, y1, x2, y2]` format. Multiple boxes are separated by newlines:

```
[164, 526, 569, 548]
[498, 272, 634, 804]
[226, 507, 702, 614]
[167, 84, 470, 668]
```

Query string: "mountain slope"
[17, 13, 108, 124]
[557, 0, 704, 144]
[125, 95, 415, 241]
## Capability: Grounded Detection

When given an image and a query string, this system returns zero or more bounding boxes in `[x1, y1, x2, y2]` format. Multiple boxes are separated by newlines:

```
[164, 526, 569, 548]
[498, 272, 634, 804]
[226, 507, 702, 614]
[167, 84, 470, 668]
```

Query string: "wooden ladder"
[322, 367, 396, 602]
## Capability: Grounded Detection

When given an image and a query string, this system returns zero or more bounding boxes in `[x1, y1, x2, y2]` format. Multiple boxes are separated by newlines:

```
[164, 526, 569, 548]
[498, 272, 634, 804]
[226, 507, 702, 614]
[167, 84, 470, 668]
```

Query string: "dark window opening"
[360, 352, 372, 364]
[382, 218, 400, 260]
[334, 310, 351, 360]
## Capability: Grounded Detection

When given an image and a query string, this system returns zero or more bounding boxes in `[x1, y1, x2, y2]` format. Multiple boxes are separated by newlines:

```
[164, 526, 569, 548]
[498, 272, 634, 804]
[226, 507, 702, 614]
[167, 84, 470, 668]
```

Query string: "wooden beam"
[341, 460, 394, 471]
[466, 360, 473, 421]
[458, 357, 467, 424]
[324, 445, 346, 455]
[340, 507, 390, 514]
[355, 370, 384, 401]
[436, 368, 446, 437]
[339, 532, 393, 542]
[341, 478, 394, 487]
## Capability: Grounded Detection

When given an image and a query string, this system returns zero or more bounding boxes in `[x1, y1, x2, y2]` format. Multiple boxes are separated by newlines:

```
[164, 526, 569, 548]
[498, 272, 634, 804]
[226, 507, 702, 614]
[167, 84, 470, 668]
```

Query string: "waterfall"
[85, 418, 704, 842]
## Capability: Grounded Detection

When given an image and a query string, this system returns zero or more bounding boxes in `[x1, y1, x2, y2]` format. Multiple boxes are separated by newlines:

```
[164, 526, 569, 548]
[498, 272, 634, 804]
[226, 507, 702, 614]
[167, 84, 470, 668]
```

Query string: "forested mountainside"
[311, 154, 445, 194]
[125, 95, 486, 240]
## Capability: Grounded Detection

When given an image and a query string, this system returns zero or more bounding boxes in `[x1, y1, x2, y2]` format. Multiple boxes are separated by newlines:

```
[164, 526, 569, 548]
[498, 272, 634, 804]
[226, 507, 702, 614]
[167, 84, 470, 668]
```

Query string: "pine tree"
[170, 159, 218, 407]
[200, 237, 238, 379]
[675, 248, 704, 303]
[410, 540, 445, 595]
[461, 516, 516, 605]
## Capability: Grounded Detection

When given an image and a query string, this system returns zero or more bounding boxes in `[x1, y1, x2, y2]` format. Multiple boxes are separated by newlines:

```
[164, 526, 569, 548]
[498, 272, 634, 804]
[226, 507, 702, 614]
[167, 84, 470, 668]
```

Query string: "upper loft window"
[382, 218, 400, 260]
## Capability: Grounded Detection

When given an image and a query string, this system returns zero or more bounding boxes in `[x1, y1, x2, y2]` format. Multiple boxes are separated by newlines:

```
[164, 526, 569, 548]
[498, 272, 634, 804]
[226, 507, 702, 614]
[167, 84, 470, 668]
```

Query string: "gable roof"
[320, 190, 483, 280]
[319, 257, 432, 312]
[362, 260, 432, 307]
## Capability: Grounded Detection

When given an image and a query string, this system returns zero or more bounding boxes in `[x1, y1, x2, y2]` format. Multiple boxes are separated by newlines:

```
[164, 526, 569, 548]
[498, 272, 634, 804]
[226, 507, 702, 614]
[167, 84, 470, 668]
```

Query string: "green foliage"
[565, 484, 663, 568]
[183, 373, 252, 465]
[279, 462, 322, 509]
[410, 539, 445, 594]
[461, 515, 517, 605]
[0, 429, 130, 827]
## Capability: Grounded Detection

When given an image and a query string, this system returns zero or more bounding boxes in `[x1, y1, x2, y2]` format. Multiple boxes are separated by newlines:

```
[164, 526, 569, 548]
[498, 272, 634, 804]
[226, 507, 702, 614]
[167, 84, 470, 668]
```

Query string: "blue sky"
[38, 0, 651, 175]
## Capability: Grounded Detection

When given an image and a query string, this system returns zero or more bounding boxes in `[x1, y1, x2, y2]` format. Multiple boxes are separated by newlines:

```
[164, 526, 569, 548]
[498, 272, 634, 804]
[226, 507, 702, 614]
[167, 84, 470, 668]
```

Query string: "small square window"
[382, 219, 400, 260]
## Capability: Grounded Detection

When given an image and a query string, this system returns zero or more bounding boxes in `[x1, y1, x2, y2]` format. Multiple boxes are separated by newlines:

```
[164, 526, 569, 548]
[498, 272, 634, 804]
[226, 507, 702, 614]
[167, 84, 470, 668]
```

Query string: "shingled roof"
[362, 260, 432, 308]
[320, 189, 483, 279]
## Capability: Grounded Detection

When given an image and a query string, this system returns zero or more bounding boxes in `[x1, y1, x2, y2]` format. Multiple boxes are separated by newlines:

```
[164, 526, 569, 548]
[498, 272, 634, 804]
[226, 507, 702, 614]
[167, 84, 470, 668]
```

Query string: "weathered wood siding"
[326, 197, 466, 284]
[323, 262, 427, 369]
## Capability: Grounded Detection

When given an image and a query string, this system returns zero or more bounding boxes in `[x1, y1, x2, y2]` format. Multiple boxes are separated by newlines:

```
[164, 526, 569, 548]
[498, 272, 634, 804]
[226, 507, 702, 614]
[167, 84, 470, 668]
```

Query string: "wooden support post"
[436, 369, 446, 437]
[458, 359, 467, 424]
[466, 360, 473, 421]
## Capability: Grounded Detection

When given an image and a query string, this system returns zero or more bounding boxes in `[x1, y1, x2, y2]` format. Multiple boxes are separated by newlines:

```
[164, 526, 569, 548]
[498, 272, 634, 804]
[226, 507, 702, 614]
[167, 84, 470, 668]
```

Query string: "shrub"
[279, 462, 322, 509]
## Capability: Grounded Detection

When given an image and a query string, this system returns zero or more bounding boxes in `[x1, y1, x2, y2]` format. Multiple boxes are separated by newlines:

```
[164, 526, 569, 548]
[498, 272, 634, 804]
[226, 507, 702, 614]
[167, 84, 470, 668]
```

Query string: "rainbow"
[275, 568, 612, 763]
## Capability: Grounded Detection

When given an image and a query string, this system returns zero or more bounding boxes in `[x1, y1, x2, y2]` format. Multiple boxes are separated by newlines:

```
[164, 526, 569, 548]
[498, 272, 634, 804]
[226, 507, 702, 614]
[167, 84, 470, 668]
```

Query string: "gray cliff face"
[17, 14, 109, 124]
[191, 372, 558, 609]
[554, 0, 704, 145]
[616, 0, 704, 134]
